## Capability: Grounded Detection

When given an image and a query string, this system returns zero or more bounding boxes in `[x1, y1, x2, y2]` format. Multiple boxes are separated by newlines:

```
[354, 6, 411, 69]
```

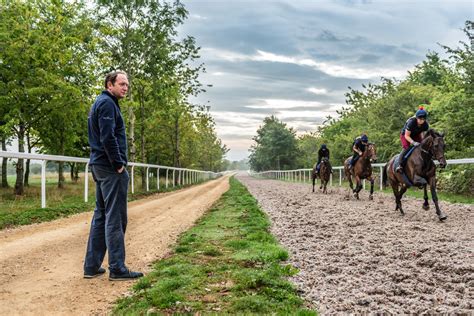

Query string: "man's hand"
[412, 141, 420, 147]
[117, 166, 125, 173]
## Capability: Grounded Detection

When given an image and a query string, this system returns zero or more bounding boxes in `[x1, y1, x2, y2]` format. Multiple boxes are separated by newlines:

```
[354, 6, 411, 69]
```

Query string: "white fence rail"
[0, 151, 221, 208]
[250, 158, 474, 191]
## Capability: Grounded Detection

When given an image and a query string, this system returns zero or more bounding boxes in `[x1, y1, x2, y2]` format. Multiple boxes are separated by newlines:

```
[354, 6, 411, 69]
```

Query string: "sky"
[177, 0, 473, 161]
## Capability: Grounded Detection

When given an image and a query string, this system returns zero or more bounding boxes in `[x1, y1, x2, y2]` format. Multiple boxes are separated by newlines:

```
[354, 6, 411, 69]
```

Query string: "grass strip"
[114, 177, 315, 315]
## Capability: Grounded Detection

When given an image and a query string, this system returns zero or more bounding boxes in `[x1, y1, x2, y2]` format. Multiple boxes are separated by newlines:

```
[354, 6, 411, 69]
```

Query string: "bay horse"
[343, 143, 377, 200]
[312, 157, 331, 193]
[383, 129, 447, 221]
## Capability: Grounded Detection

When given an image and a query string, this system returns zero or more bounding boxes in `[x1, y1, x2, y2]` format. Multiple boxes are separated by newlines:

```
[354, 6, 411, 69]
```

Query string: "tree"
[249, 116, 298, 171]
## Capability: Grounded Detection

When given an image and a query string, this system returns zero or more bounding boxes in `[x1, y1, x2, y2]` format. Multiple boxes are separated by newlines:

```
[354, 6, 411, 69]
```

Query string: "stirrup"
[396, 165, 403, 173]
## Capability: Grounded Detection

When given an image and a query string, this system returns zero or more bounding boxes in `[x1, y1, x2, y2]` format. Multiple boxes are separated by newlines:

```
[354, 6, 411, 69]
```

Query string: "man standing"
[84, 71, 143, 281]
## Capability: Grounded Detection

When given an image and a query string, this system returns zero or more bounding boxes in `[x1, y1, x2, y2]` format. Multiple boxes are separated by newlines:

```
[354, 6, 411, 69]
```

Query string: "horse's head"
[367, 142, 377, 163]
[424, 129, 447, 168]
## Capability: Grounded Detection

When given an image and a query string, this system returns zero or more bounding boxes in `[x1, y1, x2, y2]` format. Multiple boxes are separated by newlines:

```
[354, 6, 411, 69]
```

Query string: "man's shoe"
[109, 269, 143, 281]
[84, 267, 106, 279]
[396, 165, 403, 173]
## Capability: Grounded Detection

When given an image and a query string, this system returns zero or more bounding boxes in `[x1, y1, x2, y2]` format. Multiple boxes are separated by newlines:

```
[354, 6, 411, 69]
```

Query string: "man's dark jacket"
[88, 91, 128, 170]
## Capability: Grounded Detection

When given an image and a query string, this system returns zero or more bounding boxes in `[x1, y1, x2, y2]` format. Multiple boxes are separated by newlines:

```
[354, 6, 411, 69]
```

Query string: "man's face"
[108, 74, 129, 99]
[416, 117, 426, 125]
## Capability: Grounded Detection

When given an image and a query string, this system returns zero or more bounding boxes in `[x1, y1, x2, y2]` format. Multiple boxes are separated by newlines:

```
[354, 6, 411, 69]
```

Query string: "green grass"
[113, 177, 316, 315]
[0, 174, 208, 230]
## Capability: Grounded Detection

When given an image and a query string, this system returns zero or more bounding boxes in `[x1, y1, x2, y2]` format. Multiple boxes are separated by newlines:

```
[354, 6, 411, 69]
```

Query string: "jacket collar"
[102, 90, 120, 108]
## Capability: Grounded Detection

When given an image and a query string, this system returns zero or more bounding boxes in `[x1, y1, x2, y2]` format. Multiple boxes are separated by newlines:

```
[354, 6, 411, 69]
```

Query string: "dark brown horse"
[383, 129, 447, 220]
[344, 143, 377, 200]
[312, 157, 331, 193]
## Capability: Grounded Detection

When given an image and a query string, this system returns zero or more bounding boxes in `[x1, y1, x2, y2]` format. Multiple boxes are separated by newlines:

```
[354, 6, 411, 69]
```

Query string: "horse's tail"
[382, 163, 388, 188]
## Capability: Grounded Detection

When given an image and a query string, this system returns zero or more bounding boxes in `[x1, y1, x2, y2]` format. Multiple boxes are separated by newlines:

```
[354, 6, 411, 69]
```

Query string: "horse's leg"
[398, 186, 408, 215]
[422, 184, 430, 210]
[429, 177, 447, 221]
[369, 176, 375, 200]
[312, 173, 315, 193]
[354, 176, 361, 199]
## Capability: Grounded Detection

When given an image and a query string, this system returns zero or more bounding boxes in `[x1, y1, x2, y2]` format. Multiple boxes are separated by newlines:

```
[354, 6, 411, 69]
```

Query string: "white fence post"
[146, 167, 149, 192]
[339, 169, 342, 186]
[131, 165, 135, 194]
[84, 163, 89, 203]
[379, 166, 383, 191]
[41, 160, 47, 208]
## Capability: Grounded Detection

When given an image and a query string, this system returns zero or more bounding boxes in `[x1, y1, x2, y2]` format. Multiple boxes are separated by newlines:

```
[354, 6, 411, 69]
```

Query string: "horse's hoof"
[438, 214, 448, 221]
[369, 195, 373, 201]
[422, 204, 430, 210]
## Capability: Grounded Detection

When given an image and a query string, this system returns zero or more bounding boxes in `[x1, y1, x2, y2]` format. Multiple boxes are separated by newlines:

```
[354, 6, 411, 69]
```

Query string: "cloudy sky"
[178, 0, 472, 161]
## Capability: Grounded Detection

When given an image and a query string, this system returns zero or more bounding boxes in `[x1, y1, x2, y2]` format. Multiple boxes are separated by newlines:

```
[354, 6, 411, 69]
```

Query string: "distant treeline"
[250, 21, 473, 194]
[0, 1, 228, 195]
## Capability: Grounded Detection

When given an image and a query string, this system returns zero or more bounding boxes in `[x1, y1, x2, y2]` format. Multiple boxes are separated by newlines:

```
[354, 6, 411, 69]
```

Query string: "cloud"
[307, 87, 329, 95]
[204, 47, 407, 79]
[179, 0, 472, 160]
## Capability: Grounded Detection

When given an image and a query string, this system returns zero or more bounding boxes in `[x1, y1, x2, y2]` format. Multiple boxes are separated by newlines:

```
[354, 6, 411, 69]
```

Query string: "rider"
[396, 105, 429, 173]
[315, 144, 332, 175]
[349, 134, 368, 170]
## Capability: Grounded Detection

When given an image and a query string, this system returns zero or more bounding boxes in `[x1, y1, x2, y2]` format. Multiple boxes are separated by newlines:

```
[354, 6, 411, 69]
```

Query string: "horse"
[343, 143, 377, 200]
[312, 157, 331, 193]
[383, 129, 447, 221]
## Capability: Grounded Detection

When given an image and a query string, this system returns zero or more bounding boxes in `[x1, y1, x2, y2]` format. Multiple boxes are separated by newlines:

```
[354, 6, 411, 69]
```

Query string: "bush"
[437, 165, 474, 195]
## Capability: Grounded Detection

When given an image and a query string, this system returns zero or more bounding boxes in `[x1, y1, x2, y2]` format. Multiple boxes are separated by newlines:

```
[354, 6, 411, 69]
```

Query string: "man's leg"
[84, 166, 107, 276]
[99, 166, 129, 273]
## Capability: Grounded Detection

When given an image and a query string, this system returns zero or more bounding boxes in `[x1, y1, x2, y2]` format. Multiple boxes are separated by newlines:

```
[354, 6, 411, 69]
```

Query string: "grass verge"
[114, 177, 315, 315]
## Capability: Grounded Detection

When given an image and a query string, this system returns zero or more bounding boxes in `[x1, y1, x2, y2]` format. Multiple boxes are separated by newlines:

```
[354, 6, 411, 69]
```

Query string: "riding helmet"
[416, 105, 428, 119]
[361, 134, 368, 142]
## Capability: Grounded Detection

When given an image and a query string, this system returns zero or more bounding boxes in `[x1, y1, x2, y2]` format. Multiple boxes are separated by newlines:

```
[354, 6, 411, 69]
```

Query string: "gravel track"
[237, 175, 473, 314]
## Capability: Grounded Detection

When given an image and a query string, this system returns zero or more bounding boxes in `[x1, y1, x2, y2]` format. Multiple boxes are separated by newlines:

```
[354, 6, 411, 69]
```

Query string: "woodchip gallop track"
[237, 174, 473, 314]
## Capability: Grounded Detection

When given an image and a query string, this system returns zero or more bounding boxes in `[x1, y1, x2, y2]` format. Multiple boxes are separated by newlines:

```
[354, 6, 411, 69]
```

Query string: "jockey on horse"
[349, 134, 369, 171]
[383, 105, 448, 220]
[396, 105, 429, 173]
[344, 134, 377, 200]
[315, 144, 332, 176]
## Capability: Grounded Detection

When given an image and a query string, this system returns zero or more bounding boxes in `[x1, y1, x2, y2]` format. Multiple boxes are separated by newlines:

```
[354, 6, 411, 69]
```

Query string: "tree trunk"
[1, 136, 9, 188]
[58, 135, 65, 188]
[74, 165, 79, 183]
[14, 123, 25, 195]
[139, 86, 146, 189]
[58, 161, 65, 188]
[24, 131, 32, 187]
[174, 116, 180, 168]
[70, 163, 75, 182]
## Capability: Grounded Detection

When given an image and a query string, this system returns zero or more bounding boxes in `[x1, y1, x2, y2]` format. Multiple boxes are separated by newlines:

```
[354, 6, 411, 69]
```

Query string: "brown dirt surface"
[0, 176, 230, 315]
[237, 174, 473, 314]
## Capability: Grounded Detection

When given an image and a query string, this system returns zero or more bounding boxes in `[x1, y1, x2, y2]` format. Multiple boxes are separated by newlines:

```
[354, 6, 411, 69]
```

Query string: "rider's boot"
[396, 147, 410, 173]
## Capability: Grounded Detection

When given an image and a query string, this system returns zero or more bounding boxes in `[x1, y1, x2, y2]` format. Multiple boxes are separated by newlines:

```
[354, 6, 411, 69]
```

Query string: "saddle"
[393, 153, 427, 188]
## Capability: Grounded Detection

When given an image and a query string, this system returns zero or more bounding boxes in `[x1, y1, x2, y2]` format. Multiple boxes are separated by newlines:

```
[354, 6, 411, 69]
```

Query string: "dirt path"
[0, 176, 230, 315]
[237, 175, 473, 314]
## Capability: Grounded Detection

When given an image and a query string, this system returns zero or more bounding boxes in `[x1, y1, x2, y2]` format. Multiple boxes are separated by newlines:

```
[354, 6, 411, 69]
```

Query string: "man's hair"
[104, 71, 127, 89]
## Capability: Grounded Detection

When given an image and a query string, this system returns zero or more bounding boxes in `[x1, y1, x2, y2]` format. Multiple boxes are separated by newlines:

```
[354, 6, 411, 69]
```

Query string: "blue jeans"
[84, 164, 129, 274]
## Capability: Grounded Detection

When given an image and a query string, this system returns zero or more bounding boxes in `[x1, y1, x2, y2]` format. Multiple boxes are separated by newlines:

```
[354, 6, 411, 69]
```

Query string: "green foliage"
[114, 177, 316, 314]
[249, 116, 299, 171]
[292, 21, 473, 194]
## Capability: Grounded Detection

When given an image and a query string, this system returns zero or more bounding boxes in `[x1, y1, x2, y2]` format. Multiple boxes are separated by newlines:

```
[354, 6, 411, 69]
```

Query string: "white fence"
[0, 151, 221, 208]
[250, 158, 474, 190]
